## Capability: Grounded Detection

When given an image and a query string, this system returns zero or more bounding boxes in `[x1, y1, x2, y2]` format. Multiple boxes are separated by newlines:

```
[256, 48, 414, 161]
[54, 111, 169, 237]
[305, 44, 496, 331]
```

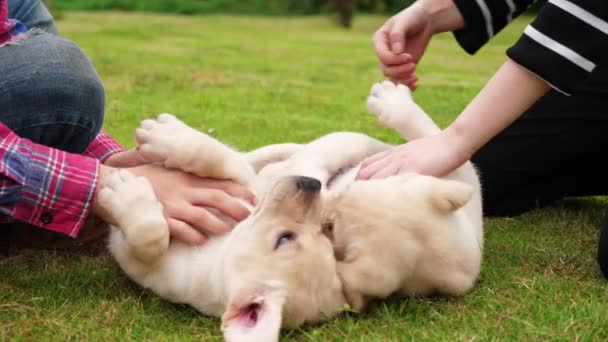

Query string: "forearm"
[445, 58, 551, 161]
[0, 123, 101, 237]
[103, 148, 149, 167]
[82, 130, 125, 163]
[416, 0, 465, 33]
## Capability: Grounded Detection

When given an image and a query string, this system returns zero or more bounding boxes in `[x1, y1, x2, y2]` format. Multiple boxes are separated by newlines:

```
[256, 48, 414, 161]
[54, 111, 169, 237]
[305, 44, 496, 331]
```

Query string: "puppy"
[99, 81, 483, 341]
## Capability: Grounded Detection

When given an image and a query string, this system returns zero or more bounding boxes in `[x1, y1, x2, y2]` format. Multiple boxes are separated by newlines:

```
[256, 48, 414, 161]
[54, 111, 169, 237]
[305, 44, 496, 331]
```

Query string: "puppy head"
[221, 176, 346, 342]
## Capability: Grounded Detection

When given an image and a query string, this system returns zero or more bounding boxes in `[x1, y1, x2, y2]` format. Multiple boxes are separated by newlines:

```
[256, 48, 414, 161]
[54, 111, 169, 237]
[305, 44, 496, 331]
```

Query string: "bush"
[50, 0, 415, 15]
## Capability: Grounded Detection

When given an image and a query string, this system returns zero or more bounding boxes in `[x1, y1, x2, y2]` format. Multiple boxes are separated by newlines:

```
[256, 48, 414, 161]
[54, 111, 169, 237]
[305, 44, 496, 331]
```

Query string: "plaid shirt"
[1, 0, 125, 237]
[0, 0, 26, 46]
[0, 124, 125, 237]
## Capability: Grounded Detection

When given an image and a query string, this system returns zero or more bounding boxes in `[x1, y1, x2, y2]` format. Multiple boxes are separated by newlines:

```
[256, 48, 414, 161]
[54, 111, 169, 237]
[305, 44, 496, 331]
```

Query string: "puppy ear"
[428, 179, 474, 213]
[221, 284, 286, 342]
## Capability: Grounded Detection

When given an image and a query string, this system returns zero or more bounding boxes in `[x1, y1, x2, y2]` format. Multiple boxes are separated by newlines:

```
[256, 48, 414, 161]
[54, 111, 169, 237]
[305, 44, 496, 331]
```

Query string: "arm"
[438, 0, 608, 148]
[0, 0, 27, 46]
[444, 58, 551, 168]
[374, 0, 536, 86]
[0, 123, 102, 237]
[83, 130, 151, 167]
[360, 0, 608, 179]
[0, 123, 253, 244]
[357, 59, 550, 179]
[373, 0, 465, 88]
[453, 0, 535, 54]
[82, 130, 125, 163]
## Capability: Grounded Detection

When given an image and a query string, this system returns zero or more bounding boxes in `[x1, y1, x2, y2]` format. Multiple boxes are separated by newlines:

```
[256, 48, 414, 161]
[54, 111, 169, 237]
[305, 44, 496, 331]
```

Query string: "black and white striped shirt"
[453, 0, 608, 95]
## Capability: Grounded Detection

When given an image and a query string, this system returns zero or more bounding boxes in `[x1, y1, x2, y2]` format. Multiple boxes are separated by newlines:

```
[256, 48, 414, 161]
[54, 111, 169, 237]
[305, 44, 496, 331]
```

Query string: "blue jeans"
[1, 0, 104, 153]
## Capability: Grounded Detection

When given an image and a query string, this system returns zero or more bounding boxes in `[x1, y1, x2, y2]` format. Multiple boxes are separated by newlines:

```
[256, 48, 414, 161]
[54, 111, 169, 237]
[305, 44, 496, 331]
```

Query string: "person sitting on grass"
[357, 0, 608, 277]
[0, 0, 254, 253]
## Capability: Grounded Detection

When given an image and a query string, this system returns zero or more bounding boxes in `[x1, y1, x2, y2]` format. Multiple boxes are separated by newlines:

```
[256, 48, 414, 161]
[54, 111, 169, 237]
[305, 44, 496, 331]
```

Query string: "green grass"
[2, 11, 607, 341]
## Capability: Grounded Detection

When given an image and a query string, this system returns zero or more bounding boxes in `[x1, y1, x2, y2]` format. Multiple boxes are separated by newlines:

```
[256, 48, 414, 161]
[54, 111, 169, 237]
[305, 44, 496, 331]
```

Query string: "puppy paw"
[135, 113, 201, 169]
[366, 81, 415, 130]
[99, 170, 169, 263]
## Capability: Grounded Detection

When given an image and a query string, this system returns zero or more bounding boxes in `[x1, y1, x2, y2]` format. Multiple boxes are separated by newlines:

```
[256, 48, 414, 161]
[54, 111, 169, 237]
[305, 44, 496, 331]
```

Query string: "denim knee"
[0, 34, 105, 153]
[8, 0, 57, 34]
[47, 36, 106, 138]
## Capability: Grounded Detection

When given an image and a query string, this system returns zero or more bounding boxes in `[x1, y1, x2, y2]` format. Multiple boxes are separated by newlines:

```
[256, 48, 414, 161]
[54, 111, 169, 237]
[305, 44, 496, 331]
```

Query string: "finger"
[217, 184, 256, 205]
[361, 150, 389, 169]
[191, 189, 251, 222]
[357, 156, 390, 180]
[380, 63, 416, 80]
[174, 204, 233, 236]
[402, 73, 418, 86]
[368, 163, 401, 180]
[388, 15, 411, 55]
[189, 178, 256, 205]
[392, 74, 418, 90]
[167, 218, 207, 245]
[373, 28, 412, 66]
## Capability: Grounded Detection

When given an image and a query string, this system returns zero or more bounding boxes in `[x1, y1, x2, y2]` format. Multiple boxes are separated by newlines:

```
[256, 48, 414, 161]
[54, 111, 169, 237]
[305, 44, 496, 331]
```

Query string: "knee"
[2, 34, 106, 152]
[44, 36, 105, 135]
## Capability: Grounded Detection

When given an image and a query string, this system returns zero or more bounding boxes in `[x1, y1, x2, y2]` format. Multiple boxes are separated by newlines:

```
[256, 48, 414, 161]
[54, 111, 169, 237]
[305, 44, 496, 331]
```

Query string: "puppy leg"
[288, 132, 391, 184]
[135, 113, 255, 186]
[366, 81, 441, 141]
[244, 143, 303, 172]
[337, 255, 402, 312]
[100, 170, 169, 264]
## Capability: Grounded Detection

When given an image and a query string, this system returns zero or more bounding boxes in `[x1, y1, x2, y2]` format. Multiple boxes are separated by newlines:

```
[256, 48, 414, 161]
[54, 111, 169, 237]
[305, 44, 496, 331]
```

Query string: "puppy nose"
[296, 176, 321, 193]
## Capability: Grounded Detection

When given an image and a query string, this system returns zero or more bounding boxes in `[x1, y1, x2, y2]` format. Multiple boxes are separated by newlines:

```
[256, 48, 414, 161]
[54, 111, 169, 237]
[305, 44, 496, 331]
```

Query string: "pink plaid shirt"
[0, 0, 26, 45]
[1, 1, 125, 237]
[0, 123, 125, 237]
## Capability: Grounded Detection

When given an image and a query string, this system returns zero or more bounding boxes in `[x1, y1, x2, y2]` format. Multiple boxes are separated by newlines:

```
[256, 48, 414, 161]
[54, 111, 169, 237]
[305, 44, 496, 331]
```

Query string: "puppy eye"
[275, 231, 297, 249]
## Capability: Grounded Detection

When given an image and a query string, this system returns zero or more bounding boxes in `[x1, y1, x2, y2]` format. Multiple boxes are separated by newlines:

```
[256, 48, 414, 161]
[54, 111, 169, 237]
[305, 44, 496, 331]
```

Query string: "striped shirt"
[453, 0, 608, 95]
[0, 124, 124, 237]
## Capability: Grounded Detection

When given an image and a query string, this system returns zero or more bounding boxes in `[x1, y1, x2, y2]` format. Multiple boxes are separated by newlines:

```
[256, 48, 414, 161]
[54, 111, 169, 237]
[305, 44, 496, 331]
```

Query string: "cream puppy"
[99, 81, 483, 341]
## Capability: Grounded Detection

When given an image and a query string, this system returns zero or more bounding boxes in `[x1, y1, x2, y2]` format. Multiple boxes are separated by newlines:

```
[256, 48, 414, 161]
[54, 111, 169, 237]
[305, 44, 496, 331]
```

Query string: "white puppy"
[98, 81, 483, 341]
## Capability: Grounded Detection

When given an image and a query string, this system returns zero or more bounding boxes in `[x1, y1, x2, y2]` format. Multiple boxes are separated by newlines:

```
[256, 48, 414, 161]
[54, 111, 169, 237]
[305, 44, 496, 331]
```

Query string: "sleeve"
[0, 123, 100, 237]
[505, 0, 608, 95]
[453, 0, 535, 54]
[82, 129, 126, 162]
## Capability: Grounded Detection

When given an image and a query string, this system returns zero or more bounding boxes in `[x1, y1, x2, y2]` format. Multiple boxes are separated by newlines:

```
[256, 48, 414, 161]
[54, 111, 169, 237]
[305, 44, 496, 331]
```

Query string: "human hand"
[356, 131, 470, 180]
[104, 148, 150, 168]
[373, 0, 465, 88]
[94, 164, 255, 245]
[372, 3, 433, 89]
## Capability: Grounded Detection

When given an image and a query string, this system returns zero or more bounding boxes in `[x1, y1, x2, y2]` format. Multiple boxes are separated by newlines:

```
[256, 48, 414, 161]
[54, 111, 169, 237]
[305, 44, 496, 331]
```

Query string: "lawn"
[2, 10, 607, 341]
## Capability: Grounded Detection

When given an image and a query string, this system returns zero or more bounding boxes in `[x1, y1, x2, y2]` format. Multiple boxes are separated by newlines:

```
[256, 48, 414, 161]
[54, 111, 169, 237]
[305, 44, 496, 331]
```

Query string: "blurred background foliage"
[47, 0, 548, 28]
